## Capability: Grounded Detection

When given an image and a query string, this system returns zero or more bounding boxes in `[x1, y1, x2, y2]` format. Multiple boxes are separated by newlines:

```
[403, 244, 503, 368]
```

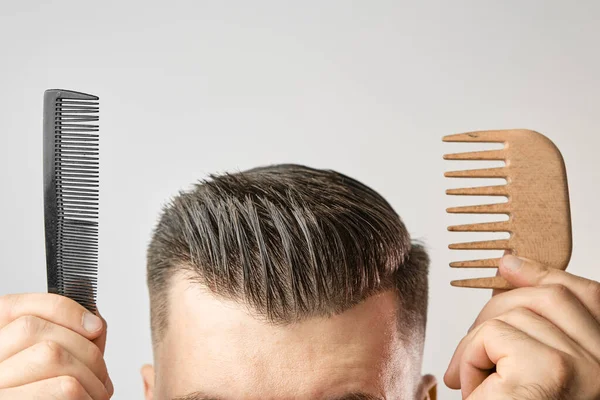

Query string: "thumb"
[92, 306, 108, 355]
[465, 374, 508, 400]
[491, 250, 513, 297]
[498, 255, 549, 287]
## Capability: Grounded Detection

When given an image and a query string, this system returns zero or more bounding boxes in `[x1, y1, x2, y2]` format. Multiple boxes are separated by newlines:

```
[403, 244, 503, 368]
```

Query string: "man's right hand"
[0, 293, 113, 399]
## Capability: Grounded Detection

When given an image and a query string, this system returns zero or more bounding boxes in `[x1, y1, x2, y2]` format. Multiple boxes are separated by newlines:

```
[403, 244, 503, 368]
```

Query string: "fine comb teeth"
[444, 129, 572, 289]
[43, 89, 99, 312]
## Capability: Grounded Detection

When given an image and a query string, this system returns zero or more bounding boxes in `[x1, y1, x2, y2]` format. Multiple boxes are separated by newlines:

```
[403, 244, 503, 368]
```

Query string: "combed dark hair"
[147, 164, 429, 344]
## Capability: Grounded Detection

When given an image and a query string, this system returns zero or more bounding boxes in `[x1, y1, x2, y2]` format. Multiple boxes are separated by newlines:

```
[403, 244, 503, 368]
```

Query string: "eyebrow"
[172, 393, 221, 400]
[327, 393, 384, 400]
[173, 392, 383, 400]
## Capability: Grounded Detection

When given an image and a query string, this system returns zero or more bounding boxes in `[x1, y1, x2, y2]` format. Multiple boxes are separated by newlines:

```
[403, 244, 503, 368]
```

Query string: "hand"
[444, 255, 600, 399]
[0, 293, 113, 399]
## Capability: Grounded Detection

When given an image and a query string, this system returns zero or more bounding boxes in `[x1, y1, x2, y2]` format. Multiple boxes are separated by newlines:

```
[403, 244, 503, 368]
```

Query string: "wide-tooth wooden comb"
[444, 129, 572, 289]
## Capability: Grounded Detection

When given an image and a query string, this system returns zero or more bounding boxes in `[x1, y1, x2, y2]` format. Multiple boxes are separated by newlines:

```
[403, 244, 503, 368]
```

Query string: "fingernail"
[503, 255, 523, 271]
[83, 312, 103, 333]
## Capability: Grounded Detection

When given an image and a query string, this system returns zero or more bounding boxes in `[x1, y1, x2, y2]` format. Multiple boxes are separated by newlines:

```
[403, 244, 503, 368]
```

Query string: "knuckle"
[16, 315, 46, 336]
[507, 306, 533, 319]
[513, 383, 566, 400]
[38, 340, 70, 366]
[87, 342, 104, 365]
[0, 294, 17, 322]
[49, 293, 82, 317]
[481, 318, 529, 343]
[586, 280, 600, 308]
[547, 351, 575, 387]
[58, 376, 86, 399]
[49, 294, 69, 314]
[86, 343, 109, 382]
[477, 319, 506, 337]
[544, 284, 572, 305]
[483, 318, 505, 331]
[499, 307, 537, 327]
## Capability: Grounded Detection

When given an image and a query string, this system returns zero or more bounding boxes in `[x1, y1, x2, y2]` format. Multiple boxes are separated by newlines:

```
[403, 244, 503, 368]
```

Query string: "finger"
[460, 373, 504, 400]
[467, 285, 600, 361]
[494, 307, 583, 358]
[446, 325, 499, 392]
[0, 376, 93, 399]
[92, 308, 107, 355]
[451, 319, 560, 398]
[0, 293, 104, 340]
[445, 320, 501, 393]
[445, 307, 581, 393]
[0, 341, 111, 399]
[91, 309, 112, 392]
[491, 250, 512, 297]
[499, 255, 600, 321]
[0, 316, 109, 386]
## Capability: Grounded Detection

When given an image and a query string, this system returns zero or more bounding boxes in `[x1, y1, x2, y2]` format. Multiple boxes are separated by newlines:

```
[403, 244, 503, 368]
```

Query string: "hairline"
[152, 266, 422, 350]
[147, 165, 429, 347]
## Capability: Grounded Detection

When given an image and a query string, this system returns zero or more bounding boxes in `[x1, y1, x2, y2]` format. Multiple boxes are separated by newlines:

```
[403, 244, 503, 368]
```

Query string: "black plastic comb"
[43, 89, 99, 312]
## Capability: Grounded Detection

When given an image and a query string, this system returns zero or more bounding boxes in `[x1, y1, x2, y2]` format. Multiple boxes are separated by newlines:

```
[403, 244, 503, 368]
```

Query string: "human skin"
[140, 273, 437, 400]
[0, 293, 112, 399]
[0, 254, 598, 399]
[445, 255, 600, 399]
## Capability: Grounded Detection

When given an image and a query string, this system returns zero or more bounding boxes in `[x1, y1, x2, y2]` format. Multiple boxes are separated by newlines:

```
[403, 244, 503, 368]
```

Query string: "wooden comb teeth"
[444, 129, 573, 289]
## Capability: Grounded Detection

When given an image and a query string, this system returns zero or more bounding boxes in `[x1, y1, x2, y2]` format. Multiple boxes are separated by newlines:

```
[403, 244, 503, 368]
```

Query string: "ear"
[141, 364, 155, 400]
[416, 374, 437, 400]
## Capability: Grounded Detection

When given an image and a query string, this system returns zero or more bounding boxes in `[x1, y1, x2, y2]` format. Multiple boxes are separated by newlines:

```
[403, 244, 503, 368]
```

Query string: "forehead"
[155, 274, 417, 399]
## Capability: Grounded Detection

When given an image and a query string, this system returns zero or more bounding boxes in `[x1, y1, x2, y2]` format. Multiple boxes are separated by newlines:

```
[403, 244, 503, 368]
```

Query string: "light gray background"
[1, 1, 599, 398]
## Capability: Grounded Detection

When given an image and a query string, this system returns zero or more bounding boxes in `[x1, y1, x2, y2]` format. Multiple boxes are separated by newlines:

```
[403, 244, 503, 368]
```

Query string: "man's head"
[141, 164, 436, 400]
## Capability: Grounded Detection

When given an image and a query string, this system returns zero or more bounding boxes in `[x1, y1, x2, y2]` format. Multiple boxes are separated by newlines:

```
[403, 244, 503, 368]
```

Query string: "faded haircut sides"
[146, 164, 429, 345]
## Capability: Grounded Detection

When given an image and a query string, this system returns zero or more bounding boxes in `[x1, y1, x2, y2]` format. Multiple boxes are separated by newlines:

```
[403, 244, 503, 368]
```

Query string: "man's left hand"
[444, 255, 600, 399]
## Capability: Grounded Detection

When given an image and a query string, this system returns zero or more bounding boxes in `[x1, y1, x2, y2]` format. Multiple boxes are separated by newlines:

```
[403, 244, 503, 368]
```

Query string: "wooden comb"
[444, 129, 572, 289]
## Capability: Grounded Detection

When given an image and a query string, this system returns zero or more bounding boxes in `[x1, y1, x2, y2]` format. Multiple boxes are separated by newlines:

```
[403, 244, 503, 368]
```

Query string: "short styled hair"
[147, 164, 429, 345]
